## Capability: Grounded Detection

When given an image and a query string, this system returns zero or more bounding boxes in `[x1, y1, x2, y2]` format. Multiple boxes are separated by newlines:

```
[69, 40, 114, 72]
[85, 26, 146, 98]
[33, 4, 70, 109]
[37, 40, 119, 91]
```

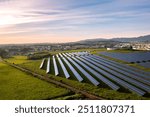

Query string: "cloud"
[0, 0, 150, 44]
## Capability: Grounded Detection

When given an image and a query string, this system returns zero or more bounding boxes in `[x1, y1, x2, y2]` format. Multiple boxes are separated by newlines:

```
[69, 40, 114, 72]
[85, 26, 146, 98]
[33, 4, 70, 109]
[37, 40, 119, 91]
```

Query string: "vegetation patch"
[27, 52, 50, 60]
[5, 56, 28, 64]
[0, 62, 70, 100]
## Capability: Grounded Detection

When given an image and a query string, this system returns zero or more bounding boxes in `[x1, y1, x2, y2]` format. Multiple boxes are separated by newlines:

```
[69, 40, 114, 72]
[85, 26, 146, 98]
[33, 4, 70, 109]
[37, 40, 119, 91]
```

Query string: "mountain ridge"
[78, 35, 150, 43]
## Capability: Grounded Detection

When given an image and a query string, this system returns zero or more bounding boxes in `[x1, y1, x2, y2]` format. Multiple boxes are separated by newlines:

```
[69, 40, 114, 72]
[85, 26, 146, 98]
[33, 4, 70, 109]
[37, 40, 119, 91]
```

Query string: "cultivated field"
[3, 49, 150, 100]
[0, 61, 71, 100]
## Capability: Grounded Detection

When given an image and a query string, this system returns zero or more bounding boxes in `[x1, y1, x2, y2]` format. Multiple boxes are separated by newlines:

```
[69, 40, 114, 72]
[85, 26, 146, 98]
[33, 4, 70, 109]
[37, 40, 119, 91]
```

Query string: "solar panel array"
[63, 53, 99, 86]
[81, 56, 150, 93]
[39, 58, 45, 69]
[67, 51, 89, 56]
[100, 51, 150, 68]
[92, 55, 150, 79]
[56, 54, 70, 78]
[85, 55, 150, 85]
[39, 52, 150, 96]
[139, 62, 150, 68]
[59, 53, 83, 82]
[72, 56, 120, 90]
[53, 56, 59, 76]
[46, 57, 50, 73]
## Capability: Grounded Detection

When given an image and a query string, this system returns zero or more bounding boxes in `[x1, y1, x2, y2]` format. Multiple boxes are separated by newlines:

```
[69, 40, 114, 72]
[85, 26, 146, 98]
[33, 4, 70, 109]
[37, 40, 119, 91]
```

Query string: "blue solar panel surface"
[46, 57, 50, 73]
[56, 54, 70, 78]
[100, 51, 150, 68]
[74, 56, 120, 90]
[93, 55, 150, 79]
[84, 55, 150, 92]
[53, 56, 59, 76]
[79, 56, 146, 95]
[100, 51, 150, 62]
[63, 53, 100, 86]
[59, 53, 83, 82]
[39, 58, 45, 69]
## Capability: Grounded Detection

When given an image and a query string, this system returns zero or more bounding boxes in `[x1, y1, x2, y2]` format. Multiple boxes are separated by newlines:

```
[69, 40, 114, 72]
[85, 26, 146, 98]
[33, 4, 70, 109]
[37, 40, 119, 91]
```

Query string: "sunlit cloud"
[0, 0, 150, 44]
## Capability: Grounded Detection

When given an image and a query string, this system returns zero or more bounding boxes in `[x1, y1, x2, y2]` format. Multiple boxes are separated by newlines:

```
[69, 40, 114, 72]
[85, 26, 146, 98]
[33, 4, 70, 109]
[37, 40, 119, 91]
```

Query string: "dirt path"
[2, 60, 105, 100]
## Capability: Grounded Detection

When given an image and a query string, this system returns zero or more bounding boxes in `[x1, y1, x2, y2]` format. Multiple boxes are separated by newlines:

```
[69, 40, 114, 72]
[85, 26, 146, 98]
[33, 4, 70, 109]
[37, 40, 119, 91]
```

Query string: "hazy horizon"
[0, 0, 150, 44]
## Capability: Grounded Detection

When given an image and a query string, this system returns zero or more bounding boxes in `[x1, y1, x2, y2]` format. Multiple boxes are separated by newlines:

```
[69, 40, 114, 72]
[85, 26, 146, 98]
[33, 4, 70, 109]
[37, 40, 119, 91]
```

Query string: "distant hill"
[78, 35, 150, 44]
[112, 35, 150, 42]
[77, 38, 110, 44]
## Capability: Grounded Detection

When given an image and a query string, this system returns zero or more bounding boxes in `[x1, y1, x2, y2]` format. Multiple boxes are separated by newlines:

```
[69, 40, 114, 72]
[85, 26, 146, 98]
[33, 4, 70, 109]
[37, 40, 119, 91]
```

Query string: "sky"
[0, 0, 150, 44]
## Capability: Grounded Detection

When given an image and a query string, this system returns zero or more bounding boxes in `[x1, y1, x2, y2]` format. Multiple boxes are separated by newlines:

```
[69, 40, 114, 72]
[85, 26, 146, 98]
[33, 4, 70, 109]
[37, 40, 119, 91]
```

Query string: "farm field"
[0, 61, 71, 100]
[4, 49, 150, 100]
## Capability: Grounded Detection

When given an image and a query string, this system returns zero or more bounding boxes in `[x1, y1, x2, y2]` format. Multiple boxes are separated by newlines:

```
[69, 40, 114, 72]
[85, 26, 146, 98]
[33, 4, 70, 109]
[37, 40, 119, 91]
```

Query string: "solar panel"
[67, 51, 89, 57]
[53, 56, 59, 76]
[46, 57, 50, 73]
[97, 54, 150, 76]
[93, 55, 150, 79]
[139, 62, 150, 68]
[84, 56, 150, 92]
[65, 53, 72, 57]
[79, 56, 146, 96]
[39, 58, 45, 69]
[62, 53, 100, 86]
[56, 54, 70, 78]
[72, 56, 120, 90]
[59, 53, 83, 82]
[88, 55, 150, 86]
[100, 51, 150, 63]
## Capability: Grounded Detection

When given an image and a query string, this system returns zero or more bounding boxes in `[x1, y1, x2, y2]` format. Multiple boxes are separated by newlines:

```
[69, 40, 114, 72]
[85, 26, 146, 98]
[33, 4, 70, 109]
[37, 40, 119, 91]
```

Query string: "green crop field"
[5, 56, 29, 64]
[0, 61, 71, 100]
[4, 52, 150, 100]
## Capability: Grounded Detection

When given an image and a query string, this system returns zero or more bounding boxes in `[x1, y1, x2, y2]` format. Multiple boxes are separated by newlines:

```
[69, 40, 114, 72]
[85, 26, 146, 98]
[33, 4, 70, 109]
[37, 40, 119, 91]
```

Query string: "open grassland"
[6, 56, 29, 64]
[5, 54, 150, 100]
[0, 62, 70, 100]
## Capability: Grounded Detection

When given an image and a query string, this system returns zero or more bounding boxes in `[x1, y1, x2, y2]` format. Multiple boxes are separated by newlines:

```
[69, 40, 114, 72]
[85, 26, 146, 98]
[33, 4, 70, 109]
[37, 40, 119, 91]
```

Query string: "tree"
[0, 49, 8, 58]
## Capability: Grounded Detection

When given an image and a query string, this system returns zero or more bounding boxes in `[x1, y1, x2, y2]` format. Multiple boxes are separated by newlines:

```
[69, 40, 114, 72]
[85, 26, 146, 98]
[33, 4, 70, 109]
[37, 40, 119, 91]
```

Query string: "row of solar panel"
[39, 53, 150, 96]
[95, 54, 150, 78]
[100, 52, 150, 63]
[40, 55, 70, 78]
[80, 55, 149, 94]
[139, 62, 150, 68]
[68, 51, 89, 56]
[66, 53, 150, 96]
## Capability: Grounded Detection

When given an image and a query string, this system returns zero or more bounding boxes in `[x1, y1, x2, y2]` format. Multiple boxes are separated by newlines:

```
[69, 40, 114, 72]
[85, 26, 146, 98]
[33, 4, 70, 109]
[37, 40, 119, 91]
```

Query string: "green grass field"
[0, 61, 71, 100]
[4, 53, 150, 100]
